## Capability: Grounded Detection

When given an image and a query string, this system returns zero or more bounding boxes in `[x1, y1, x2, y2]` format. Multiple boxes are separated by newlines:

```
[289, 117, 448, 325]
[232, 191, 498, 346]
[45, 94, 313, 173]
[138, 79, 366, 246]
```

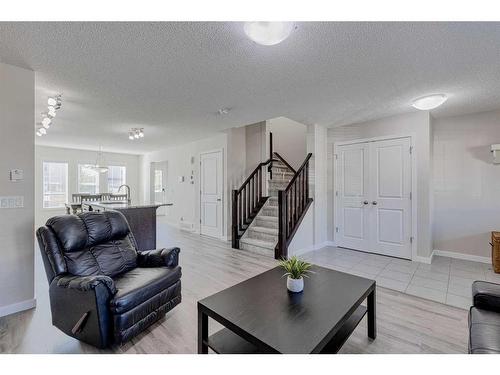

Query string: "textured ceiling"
[1, 22, 500, 154]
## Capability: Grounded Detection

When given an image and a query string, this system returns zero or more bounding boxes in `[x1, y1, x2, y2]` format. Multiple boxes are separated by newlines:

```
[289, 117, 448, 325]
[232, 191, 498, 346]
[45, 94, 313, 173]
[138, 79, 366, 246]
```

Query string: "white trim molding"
[433, 249, 490, 264]
[413, 254, 433, 264]
[293, 241, 336, 256]
[0, 298, 36, 318]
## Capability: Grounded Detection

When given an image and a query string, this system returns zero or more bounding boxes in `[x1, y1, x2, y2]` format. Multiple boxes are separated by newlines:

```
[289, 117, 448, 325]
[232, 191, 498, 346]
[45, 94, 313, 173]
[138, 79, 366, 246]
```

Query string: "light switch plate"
[0, 196, 24, 208]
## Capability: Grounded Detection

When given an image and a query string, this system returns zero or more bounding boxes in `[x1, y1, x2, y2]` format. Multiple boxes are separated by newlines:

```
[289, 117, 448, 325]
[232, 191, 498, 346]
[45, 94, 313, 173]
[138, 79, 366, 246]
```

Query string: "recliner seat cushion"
[110, 266, 182, 314]
[469, 307, 500, 354]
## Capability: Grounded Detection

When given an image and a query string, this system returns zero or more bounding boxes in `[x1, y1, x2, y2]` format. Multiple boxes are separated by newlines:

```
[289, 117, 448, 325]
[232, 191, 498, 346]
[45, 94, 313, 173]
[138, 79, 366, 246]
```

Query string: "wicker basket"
[492, 232, 500, 274]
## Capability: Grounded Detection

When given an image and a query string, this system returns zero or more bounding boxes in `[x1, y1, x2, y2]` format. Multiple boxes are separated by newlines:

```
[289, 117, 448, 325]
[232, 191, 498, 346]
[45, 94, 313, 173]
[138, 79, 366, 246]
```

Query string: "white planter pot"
[287, 276, 304, 293]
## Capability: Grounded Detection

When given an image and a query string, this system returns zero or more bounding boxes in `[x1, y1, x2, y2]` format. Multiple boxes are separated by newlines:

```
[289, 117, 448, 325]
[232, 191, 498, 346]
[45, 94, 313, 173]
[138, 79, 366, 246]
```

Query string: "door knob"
[372, 201, 378, 205]
[363, 201, 369, 205]
[217, 198, 221, 201]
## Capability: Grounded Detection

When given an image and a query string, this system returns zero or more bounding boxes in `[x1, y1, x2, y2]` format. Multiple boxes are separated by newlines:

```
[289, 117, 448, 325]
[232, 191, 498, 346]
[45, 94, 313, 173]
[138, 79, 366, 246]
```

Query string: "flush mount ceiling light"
[217, 107, 230, 115]
[128, 128, 145, 140]
[243, 22, 294, 46]
[412, 94, 448, 110]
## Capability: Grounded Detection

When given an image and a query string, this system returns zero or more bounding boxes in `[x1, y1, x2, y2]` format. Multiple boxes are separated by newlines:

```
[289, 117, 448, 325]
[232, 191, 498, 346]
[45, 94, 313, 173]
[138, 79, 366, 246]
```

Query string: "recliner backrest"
[37, 211, 138, 283]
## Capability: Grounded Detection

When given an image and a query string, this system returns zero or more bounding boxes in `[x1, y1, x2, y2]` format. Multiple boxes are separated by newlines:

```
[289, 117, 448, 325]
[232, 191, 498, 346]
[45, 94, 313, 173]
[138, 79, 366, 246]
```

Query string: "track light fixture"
[47, 95, 62, 109]
[36, 94, 63, 137]
[128, 128, 145, 140]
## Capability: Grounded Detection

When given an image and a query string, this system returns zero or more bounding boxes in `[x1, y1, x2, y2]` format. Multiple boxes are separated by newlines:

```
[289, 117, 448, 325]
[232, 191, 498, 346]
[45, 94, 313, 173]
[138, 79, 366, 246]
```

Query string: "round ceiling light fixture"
[412, 94, 448, 111]
[243, 22, 294, 46]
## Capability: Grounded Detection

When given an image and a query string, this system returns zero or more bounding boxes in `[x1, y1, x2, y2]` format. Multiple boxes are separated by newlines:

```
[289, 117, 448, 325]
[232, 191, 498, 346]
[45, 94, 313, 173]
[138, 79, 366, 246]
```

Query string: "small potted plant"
[278, 256, 313, 293]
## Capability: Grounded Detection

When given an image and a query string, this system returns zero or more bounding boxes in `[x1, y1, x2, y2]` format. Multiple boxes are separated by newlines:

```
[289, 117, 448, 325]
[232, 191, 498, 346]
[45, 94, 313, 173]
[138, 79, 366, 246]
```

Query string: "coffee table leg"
[198, 308, 208, 354]
[367, 288, 376, 339]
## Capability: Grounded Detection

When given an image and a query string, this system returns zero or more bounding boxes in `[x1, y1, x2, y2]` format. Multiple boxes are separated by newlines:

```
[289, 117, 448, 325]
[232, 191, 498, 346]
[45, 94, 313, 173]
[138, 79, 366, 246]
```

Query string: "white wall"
[309, 124, 329, 247]
[35, 146, 141, 226]
[328, 111, 433, 260]
[0, 63, 35, 317]
[140, 133, 229, 236]
[245, 121, 267, 174]
[433, 109, 500, 259]
[268, 117, 308, 169]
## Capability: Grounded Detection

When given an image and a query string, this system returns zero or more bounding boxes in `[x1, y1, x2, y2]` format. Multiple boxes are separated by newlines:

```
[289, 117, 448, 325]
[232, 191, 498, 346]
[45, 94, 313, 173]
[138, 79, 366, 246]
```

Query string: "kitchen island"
[82, 201, 172, 251]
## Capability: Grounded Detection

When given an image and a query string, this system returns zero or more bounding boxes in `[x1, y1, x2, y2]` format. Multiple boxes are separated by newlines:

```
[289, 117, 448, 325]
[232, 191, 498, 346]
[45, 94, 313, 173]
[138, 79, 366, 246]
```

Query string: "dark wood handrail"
[284, 153, 312, 193]
[237, 158, 273, 194]
[273, 152, 296, 174]
[275, 153, 313, 260]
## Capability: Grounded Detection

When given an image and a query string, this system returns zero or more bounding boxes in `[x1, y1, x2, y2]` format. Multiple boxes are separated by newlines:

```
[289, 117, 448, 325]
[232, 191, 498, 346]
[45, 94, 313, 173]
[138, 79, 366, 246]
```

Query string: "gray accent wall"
[0, 63, 35, 316]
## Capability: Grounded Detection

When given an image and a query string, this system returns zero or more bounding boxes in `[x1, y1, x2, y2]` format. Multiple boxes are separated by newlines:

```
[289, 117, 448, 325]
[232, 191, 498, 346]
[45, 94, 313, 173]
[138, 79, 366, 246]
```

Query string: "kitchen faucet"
[118, 184, 131, 203]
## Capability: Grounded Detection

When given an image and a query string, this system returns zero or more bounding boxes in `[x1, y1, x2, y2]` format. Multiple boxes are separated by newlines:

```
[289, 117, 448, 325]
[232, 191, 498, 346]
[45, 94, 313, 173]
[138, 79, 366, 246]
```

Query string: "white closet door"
[369, 138, 412, 259]
[200, 150, 223, 239]
[336, 143, 371, 252]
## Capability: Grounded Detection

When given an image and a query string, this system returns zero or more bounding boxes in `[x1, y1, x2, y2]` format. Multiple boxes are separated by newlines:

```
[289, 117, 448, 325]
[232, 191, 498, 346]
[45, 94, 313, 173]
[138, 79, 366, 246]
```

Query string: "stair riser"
[247, 230, 278, 243]
[267, 199, 278, 207]
[255, 218, 278, 228]
[240, 242, 275, 256]
[262, 207, 278, 216]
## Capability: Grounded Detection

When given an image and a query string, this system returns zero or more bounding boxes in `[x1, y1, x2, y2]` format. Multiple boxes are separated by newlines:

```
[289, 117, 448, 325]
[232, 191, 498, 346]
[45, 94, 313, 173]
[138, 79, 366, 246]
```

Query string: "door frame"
[333, 134, 417, 261]
[198, 148, 224, 239]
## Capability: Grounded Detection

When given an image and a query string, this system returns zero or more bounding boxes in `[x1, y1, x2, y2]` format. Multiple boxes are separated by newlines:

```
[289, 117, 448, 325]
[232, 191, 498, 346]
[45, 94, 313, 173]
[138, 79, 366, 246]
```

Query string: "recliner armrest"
[50, 274, 116, 348]
[473, 281, 500, 312]
[137, 247, 180, 268]
[56, 274, 117, 295]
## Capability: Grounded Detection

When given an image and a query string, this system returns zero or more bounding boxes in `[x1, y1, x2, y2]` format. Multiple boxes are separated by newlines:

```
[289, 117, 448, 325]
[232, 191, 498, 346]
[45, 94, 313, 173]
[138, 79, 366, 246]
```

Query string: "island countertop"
[82, 201, 172, 211]
[81, 201, 173, 251]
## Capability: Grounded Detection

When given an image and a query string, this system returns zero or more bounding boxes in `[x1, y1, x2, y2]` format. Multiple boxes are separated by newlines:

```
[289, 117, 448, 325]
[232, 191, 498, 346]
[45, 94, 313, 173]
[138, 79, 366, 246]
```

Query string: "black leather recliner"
[36, 210, 182, 348]
[469, 281, 500, 353]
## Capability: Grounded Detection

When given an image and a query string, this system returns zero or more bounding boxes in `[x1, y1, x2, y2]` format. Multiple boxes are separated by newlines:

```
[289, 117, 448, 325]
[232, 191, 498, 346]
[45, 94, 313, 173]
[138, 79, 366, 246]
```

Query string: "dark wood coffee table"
[198, 265, 376, 354]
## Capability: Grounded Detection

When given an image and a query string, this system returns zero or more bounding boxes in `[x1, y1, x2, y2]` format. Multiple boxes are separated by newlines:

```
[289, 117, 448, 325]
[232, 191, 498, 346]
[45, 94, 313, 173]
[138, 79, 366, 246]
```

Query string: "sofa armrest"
[137, 247, 180, 268]
[473, 281, 500, 312]
[49, 274, 116, 348]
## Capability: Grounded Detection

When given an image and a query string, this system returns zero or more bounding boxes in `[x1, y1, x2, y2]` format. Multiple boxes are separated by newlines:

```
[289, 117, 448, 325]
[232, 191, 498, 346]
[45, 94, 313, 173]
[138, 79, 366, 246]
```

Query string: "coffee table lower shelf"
[205, 305, 367, 354]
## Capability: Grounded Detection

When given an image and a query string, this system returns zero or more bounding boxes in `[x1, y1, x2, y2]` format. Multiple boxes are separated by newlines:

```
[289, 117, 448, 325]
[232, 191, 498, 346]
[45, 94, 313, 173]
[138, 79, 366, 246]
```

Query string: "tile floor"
[301, 246, 500, 310]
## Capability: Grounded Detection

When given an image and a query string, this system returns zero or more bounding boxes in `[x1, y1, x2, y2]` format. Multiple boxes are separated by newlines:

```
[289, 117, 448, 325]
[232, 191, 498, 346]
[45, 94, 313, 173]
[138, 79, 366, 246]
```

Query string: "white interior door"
[200, 150, 223, 238]
[369, 138, 412, 259]
[336, 137, 412, 259]
[337, 143, 371, 252]
[151, 161, 168, 216]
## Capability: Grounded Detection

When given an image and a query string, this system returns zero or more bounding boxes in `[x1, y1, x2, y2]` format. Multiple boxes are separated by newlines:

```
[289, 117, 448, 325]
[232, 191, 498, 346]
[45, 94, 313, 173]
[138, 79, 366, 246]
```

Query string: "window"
[154, 169, 163, 193]
[107, 166, 126, 193]
[43, 162, 68, 208]
[78, 164, 99, 194]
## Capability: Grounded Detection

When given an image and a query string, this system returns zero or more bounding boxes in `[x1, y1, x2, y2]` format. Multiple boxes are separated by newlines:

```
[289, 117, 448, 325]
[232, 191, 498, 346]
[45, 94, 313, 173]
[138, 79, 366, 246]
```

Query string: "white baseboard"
[0, 298, 36, 318]
[292, 241, 336, 256]
[413, 254, 433, 264]
[433, 249, 490, 264]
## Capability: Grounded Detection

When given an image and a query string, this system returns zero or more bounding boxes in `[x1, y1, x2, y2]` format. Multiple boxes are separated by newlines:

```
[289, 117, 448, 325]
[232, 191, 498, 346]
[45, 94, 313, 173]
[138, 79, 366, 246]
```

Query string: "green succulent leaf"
[278, 256, 313, 279]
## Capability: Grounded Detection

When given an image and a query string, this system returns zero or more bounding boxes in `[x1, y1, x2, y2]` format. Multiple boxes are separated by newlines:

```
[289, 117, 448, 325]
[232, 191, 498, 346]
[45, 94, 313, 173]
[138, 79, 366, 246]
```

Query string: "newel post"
[276, 190, 287, 260]
[232, 189, 239, 249]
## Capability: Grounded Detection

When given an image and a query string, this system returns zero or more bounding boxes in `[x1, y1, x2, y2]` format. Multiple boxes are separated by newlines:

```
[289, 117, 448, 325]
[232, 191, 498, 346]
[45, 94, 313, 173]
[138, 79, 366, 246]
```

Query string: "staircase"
[239, 159, 295, 256]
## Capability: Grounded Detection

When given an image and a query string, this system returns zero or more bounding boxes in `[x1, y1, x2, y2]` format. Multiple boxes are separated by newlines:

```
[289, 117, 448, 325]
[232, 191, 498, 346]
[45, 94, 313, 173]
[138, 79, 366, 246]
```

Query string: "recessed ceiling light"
[244, 22, 294, 46]
[412, 94, 448, 110]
